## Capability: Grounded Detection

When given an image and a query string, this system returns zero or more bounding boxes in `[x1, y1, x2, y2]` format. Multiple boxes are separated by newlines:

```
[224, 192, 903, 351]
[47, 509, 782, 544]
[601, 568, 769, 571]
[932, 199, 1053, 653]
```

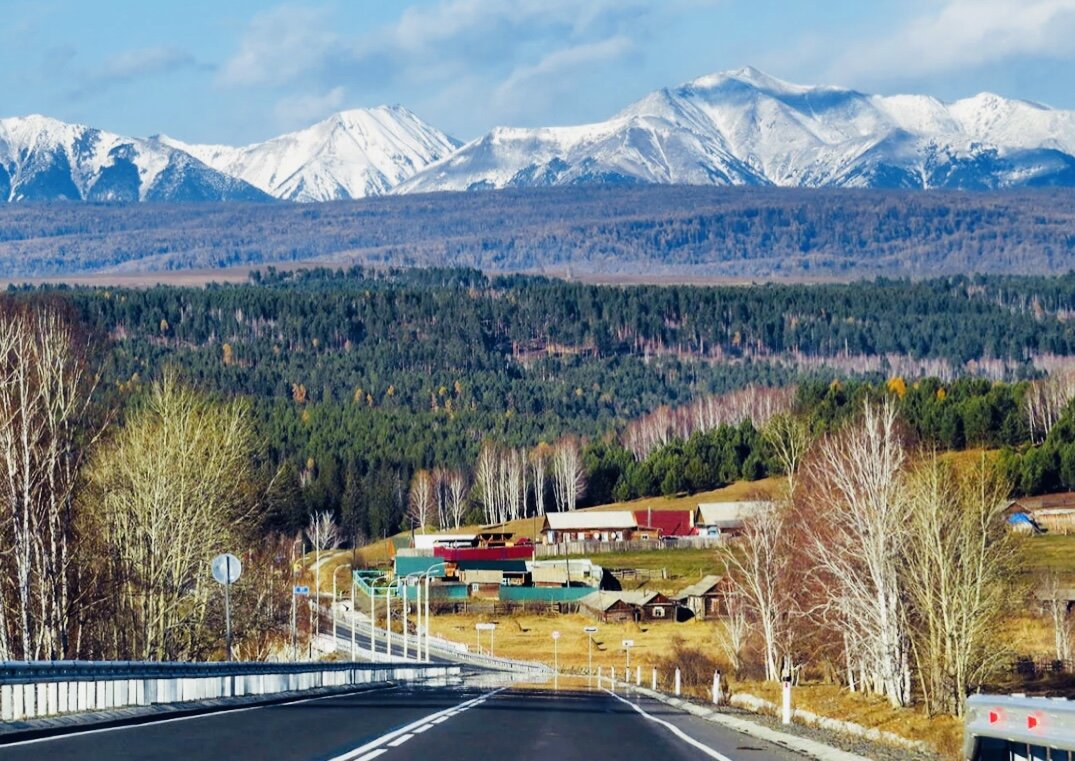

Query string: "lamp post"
[417, 562, 448, 661]
[332, 564, 352, 649]
[584, 626, 598, 686]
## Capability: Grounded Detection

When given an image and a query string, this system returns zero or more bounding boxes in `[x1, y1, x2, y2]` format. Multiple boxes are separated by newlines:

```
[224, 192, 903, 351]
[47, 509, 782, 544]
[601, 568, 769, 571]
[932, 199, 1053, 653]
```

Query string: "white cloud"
[492, 36, 637, 119]
[218, 5, 339, 87]
[833, 0, 1075, 82]
[273, 86, 347, 128]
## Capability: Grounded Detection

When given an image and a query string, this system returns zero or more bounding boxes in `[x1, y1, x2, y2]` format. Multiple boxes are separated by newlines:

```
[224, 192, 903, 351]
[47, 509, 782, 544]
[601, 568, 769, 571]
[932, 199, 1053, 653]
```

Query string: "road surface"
[0, 682, 815, 761]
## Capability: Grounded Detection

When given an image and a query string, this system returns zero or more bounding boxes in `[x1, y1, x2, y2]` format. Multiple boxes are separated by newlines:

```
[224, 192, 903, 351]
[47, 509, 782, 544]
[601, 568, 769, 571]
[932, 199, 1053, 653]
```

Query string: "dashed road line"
[327, 688, 503, 761]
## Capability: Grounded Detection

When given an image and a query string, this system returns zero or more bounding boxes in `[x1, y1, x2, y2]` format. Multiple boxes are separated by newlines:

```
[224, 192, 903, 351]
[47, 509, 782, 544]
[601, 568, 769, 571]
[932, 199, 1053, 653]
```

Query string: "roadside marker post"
[584, 626, 598, 686]
[551, 631, 560, 674]
[674, 667, 681, 696]
[636, 665, 641, 686]
[651, 667, 657, 691]
[782, 680, 792, 725]
[712, 670, 722, 705]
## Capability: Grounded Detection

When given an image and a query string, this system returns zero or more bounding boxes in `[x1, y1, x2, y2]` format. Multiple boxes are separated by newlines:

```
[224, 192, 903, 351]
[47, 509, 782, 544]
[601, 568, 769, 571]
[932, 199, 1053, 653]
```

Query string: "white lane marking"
[0, 684, 401, 748]
[327, 688, 504, 761]
[413, 724, 434, 733]
[604, 689, 737, 761]
[387, 734, 413, 747]
[353, 752, 387, 761]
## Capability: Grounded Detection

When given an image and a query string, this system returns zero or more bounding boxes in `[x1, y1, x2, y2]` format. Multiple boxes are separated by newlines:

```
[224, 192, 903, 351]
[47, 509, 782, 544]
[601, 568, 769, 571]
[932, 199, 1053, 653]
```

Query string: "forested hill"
[15, 267, 1075, 536]
[4, 186, 1075, 278]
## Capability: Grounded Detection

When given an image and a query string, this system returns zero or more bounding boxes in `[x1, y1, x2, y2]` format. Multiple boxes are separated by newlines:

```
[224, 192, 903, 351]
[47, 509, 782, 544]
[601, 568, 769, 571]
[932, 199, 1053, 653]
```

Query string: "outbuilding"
[543, 511, 639, 544]
[694, 501, 769, 537]
[578, 590, 678, 623]
[673, 575, 724, 620]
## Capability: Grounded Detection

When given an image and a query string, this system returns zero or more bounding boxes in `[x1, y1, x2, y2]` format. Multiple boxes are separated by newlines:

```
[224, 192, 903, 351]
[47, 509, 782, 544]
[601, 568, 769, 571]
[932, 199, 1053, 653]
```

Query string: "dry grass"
[740, 681, 963, 759]
[426, 611, 721, 673]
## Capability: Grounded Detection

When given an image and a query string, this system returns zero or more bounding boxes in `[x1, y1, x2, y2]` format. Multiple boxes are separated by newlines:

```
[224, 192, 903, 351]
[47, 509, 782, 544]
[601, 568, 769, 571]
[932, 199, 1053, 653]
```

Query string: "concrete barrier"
[0, 660, 459, 721]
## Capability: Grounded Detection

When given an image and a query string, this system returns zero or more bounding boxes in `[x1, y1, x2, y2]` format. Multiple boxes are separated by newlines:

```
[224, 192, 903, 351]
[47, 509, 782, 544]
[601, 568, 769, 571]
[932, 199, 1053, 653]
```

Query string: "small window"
[653, 606, 666, 618]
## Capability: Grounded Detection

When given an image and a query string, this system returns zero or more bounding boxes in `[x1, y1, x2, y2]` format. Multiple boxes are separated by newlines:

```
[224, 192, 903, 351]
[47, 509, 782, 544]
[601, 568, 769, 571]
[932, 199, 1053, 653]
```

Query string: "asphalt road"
[0, 683, 815, 761]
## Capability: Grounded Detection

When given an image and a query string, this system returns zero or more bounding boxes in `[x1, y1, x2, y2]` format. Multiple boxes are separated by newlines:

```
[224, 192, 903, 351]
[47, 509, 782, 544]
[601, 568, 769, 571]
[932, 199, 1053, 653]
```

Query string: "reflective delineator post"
[674, 668, 681, 696]
[712, 670, 722, 705]
[636, 665, 641, 685]
[597, 665, 602, 688]
[782, 680, 792, 725]
[651, 667, 657, 691]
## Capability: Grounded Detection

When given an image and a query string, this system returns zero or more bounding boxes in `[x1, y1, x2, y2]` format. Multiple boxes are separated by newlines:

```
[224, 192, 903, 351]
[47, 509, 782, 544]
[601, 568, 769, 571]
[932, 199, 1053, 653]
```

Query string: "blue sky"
[5, 0, 1075, 145]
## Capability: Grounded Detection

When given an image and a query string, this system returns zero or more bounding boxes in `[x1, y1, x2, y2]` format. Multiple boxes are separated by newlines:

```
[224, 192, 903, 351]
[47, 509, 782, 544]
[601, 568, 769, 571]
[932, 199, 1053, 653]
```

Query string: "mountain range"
[7, 67, 1075, 202]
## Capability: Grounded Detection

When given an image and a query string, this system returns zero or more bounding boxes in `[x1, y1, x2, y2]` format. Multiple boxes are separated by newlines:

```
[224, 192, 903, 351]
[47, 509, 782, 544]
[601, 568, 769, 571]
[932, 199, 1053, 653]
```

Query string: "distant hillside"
[3, 186, 1075, 278]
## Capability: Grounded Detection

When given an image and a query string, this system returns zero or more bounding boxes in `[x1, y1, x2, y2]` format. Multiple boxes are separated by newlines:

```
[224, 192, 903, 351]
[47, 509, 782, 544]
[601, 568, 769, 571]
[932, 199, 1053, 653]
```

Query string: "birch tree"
[801, 399, 912, 707]
[762, 413, 812, 494]
[529, 443, 551, 517]
[904, 456, 1015, 716]
[718, 502, 794, 681]
[551, 437, 586, 512]
[445, 470, 468, 528]
[407, 470, 437, 531]
[0, 305, 101, 660]
[83, 373, 258, 660]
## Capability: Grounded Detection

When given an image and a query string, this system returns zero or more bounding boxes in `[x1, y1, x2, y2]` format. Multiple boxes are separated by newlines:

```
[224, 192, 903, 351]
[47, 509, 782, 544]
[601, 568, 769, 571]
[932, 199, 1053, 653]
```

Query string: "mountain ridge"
[8, 68, 1075, 202]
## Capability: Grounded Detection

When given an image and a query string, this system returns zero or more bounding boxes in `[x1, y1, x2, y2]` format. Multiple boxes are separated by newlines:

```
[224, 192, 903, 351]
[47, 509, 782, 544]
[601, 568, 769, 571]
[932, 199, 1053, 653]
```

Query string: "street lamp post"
[584, 626, 598, 686]
[332, 564, 352, 649]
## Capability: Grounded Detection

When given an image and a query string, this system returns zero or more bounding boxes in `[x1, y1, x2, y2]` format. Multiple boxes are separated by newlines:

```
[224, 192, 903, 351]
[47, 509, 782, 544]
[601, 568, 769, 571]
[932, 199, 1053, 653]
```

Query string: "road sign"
[551, 630, 560, 640]
[211, 553, 242, 585]
[475, 623, 497, 631]
[293, 585, 310, 595]
[622, 639, 634, 648]
[584, 626, 598, 634]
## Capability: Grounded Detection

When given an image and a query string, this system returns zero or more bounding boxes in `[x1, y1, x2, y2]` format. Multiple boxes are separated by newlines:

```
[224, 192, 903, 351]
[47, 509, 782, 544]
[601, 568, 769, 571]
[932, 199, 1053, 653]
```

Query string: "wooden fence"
[534, 536, 726, 557]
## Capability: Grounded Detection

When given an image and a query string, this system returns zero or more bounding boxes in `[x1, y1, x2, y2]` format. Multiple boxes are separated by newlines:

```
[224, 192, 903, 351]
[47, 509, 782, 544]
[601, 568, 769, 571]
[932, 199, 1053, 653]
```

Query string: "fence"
[0, 660, 458, 722]
[534, 537, 726, 557]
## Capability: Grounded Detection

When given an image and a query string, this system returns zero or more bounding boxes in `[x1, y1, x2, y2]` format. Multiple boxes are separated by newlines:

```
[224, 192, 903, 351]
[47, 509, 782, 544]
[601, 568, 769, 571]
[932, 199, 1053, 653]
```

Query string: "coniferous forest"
[17, 266, 1075, 540]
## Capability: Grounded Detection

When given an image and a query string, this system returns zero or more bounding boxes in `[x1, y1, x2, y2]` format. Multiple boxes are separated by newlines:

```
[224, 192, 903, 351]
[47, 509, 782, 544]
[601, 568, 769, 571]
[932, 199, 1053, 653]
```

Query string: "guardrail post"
[36, 683, 46, 717]
[1, 683, 13, 721]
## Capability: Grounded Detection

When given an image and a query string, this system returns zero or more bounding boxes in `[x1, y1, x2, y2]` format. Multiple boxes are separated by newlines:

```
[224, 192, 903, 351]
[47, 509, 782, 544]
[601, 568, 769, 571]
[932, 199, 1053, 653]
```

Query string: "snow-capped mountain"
[0, 115, 269, 202]
[161, 106, 460, 202]
[396, 67, 1075, 193]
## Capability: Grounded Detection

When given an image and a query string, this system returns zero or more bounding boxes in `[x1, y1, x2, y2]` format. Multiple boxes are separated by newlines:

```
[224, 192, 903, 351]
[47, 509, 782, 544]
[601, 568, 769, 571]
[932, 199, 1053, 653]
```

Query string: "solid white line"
[604, 689, 737, 761]
[327, 688, 504, 761]
[387, 734, 413, 747]
[0, 684, 400, 748]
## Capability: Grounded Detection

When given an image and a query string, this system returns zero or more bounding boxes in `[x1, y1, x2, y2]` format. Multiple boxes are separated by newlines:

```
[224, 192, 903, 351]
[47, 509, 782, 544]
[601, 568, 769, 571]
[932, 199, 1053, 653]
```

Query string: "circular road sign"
[551, 631, 560, 640]
[211, 553, 242, 585]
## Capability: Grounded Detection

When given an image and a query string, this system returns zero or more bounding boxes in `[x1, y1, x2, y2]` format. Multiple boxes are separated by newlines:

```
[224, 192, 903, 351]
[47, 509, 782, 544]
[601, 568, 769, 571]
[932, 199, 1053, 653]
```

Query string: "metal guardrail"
[964, 694, 1075, 760]
[0, 659, 458, 723]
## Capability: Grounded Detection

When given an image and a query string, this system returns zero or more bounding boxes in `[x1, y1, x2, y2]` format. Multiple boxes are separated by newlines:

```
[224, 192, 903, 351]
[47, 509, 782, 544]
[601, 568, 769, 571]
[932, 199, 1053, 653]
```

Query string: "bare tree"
[529, 443, 551, 517]
[904, 455, 1016, 716]
[474, 443, 500, 524]
[762, 413, 812, 494]
[801, 399, 911, 708]
[716, 582, 750, 677]
[407, 470, 437, 531]
[445, 470, 468, 529]
[84, 372, 258, 660]
[718, 502, 794, 681]
[1043, 571, 1073, 664]
[1025, 370, 1075, 443]
[551, 437, 586, 512]
[304, 510, 340, 638]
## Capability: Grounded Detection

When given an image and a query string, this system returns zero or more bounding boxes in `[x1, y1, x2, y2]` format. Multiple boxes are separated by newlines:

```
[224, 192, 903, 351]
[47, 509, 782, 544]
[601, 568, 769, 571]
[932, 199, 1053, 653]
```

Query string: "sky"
[5, 0, 1075, 145]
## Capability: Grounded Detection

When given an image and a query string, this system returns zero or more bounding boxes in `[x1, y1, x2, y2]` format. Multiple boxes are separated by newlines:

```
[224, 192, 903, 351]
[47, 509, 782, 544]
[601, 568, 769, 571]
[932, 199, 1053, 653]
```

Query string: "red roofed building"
[633, 509, 697, 538]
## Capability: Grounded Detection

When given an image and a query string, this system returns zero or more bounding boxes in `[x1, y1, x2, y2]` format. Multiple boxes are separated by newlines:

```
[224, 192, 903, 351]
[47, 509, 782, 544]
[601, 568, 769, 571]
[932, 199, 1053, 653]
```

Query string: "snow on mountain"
[0, 115, 269, 202]
[161, 106, 460, 202]
[397, 67, 1075, 193]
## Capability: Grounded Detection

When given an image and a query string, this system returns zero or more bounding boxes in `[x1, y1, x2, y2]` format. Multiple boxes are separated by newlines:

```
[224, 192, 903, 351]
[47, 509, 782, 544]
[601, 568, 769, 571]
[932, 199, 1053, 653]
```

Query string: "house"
[673, 575, 724, 620]
[578, 590, 678, 623]
[633, 509, 697, 538]
[542, 511, 639, 543]
[694, 501, 770, 537]
[528, 559, 603, 588]
[1006, 493, 1075, 534]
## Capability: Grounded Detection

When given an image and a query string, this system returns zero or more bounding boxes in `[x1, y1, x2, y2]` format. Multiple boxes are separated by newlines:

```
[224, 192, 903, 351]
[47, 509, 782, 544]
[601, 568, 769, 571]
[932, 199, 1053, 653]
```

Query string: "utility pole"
[349, 574, 356, 661]
[402, 582, 409, 659]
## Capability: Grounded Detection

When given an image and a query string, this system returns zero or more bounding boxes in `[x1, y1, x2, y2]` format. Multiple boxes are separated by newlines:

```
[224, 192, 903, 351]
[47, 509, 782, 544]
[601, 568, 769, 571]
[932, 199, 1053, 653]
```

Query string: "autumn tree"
[551, 436, 586, 512]
[83, 372, 260, 660]
[407, 469, 436, 531]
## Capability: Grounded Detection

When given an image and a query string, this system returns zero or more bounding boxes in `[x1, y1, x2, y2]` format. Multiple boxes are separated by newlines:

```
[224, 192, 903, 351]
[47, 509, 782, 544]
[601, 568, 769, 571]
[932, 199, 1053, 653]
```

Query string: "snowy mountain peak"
[397, 67, 1075, 194]
[161, 105, 460, 202]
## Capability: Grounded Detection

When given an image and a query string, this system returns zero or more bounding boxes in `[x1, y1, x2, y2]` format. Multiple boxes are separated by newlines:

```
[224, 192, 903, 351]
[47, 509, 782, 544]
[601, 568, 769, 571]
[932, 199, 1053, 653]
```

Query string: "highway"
[0, 681, 815, 761]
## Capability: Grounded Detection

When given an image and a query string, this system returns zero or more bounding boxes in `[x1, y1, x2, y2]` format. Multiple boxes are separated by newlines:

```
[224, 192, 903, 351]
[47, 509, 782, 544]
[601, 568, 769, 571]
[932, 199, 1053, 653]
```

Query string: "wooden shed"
[578, 590, 678, 623]
[673, 575, 724, 620]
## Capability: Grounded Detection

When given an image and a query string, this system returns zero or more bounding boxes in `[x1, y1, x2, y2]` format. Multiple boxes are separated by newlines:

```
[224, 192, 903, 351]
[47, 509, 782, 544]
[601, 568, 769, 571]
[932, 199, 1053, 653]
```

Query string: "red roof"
[633, 510, 696, 537]
[433, 545, 535, 562]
